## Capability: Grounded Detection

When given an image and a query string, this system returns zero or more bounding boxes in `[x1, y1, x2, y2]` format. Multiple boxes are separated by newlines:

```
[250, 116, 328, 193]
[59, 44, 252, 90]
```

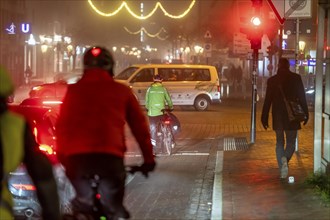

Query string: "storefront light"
[54, 34, 62, 42]
[299, 41, 306, 51]
[41, 44, 48, 53]
[26, 34, 36, 45]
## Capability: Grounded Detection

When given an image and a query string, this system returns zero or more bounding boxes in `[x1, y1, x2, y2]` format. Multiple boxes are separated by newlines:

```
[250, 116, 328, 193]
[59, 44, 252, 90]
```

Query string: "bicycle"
[62, 166, 145, 220]
[155, 108, 176, 156]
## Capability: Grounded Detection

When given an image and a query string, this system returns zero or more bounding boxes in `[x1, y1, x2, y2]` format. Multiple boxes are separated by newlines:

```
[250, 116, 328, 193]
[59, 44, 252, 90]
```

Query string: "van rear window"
[159, 68, 211, 81]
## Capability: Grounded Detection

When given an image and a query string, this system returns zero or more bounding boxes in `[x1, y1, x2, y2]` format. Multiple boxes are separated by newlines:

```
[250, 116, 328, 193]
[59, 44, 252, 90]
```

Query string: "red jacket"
[56, 69, 154, 164]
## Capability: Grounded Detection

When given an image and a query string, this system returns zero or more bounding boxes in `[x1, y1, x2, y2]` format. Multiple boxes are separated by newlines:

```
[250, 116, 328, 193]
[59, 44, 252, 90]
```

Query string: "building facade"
[0, 0, 28, 86]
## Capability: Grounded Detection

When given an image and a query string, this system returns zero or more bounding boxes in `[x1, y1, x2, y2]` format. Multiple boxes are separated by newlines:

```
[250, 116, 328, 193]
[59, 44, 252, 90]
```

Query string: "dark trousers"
[275, 130, 297, 169]
[63, 153, 129, 218]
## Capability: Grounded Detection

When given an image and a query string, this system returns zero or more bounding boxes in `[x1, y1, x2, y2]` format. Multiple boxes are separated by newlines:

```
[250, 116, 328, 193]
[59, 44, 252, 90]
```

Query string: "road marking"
[173, 152, 209, 156]
[212, 151, 223, 220]
[125, 151, 209, 157]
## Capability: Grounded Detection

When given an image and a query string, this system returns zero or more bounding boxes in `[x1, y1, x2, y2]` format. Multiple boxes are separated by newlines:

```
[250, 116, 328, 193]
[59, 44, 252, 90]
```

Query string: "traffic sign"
[204, 31, 212, 39]
[204, 43, 212, 52]
[233, 32, 251, 55]
[267, 0, 285, 24]
[285, 0, 312, 19]
[267, 0, 312, 24]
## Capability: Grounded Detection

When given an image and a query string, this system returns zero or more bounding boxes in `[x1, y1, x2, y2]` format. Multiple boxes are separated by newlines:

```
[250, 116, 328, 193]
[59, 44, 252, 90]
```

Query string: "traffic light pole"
[250, 48, 258, 144]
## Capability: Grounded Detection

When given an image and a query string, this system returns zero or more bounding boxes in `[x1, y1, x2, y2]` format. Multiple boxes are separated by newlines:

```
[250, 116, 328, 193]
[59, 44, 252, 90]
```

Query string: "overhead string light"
[124, 26, 168, 40]
[87, 0, 196, 19]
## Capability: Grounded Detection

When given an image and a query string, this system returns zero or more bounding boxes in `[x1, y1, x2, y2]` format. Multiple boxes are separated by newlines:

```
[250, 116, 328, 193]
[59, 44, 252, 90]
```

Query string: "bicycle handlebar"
[126, 165, 151, 178]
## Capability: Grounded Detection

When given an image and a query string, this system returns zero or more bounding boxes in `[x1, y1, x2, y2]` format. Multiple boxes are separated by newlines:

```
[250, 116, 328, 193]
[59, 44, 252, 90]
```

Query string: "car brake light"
[39, 144, 55, 155]
[12, 184, 36, 191]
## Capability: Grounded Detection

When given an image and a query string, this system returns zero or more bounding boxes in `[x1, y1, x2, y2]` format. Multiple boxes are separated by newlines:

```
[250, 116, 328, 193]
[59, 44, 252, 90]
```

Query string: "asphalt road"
[123, 100, 256, 219]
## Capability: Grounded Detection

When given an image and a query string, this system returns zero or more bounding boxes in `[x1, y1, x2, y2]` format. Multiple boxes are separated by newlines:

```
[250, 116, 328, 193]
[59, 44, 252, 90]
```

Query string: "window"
[132, 68, 154, 82]
[114, 67, 139, 80]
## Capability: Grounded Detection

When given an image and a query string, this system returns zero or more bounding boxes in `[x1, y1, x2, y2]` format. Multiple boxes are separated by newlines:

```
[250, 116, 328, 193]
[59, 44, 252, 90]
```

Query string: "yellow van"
[114, 64, 221, 111]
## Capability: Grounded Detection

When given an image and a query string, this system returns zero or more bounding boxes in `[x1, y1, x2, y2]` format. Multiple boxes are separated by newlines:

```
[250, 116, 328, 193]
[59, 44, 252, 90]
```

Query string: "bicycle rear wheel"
[154, 122, 163, 155]
[162, 125, 174, 156]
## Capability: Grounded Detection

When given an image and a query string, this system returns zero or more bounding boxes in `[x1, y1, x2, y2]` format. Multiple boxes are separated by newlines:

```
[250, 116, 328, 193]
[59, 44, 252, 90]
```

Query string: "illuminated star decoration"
[87, 0, 196, 19]
[124, 27, 168, 40]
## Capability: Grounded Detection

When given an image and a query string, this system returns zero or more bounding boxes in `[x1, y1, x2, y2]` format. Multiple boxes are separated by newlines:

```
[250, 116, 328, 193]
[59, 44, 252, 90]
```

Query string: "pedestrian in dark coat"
[261, 58, 309, 179]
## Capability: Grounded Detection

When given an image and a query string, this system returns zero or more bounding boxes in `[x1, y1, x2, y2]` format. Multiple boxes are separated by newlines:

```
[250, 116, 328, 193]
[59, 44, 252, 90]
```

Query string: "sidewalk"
[221, 116, 330, 219]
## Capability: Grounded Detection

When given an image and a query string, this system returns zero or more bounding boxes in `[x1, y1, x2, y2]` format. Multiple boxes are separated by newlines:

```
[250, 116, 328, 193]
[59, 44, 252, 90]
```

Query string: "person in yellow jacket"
[0, 66, 60, 220]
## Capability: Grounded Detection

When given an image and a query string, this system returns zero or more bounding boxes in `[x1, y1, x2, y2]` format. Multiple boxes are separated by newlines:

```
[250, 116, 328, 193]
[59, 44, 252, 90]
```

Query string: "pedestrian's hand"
[262, 122, 268, 130]
[261, 119, 268, 130]
[303, 118, 308, 125]
[140, 162, 156, 177]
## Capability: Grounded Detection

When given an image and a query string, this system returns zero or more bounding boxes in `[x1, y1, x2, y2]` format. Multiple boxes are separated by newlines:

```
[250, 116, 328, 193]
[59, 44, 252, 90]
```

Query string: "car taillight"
[39, 144, 55, 155]
[12, 184, 36, 191]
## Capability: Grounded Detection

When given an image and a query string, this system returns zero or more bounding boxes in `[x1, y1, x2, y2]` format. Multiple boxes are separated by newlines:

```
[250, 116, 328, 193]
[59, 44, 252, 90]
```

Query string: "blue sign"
[5, 23, 16, 34]
[21, 23, 30, 33]
[308, 59, 316, 66]
[289, 59, 296, 66]
[5, 22, 30, 34]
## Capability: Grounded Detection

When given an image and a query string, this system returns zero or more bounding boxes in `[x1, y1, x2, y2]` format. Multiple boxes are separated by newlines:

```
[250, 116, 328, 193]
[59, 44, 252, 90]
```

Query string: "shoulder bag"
[279, 85, 306, 123]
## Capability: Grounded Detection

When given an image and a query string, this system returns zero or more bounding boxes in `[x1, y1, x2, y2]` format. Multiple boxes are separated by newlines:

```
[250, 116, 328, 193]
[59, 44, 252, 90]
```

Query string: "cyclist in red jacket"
[56, 46, 156, 219]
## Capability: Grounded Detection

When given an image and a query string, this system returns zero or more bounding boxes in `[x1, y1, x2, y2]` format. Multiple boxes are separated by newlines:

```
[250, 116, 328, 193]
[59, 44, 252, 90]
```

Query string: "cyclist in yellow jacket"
[145, 74, 173, 148]
[0, 66, 60, 220]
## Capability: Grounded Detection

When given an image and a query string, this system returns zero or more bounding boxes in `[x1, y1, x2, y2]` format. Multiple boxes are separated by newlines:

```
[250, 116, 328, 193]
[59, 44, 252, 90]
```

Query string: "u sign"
[21, 23, 30, 33]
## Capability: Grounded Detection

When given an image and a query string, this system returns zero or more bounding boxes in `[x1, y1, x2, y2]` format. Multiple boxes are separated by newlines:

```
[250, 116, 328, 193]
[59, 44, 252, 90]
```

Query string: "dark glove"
[140, 162, 156, 177]
[261, 120, 268, 130]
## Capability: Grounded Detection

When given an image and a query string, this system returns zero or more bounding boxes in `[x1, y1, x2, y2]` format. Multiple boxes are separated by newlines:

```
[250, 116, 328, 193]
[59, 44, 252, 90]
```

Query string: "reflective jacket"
[145, 82, 173, 117]
[0, 111, 24, 219]
[0, 111, 60, 220]
[56, 68, 154, 164]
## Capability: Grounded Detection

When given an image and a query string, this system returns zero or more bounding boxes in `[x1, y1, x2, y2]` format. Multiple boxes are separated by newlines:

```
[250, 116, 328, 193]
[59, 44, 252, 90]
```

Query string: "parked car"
[29, 72, 82, 98]
[8, 100, 74, 219]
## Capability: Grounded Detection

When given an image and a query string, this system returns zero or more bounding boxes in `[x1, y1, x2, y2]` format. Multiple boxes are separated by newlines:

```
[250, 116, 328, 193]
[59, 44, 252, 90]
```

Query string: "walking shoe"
[280, 156, 288, 179]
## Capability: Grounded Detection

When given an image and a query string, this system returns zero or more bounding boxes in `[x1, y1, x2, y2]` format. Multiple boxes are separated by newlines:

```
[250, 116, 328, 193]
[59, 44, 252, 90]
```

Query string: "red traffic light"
[251, 16, 261, 26]
[239, 14, 263, 50]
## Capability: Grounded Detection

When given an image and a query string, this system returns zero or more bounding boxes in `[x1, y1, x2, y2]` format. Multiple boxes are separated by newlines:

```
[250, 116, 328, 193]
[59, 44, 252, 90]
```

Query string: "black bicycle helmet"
[83, 46, 114, 76]
[153, 74, 163, 82]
